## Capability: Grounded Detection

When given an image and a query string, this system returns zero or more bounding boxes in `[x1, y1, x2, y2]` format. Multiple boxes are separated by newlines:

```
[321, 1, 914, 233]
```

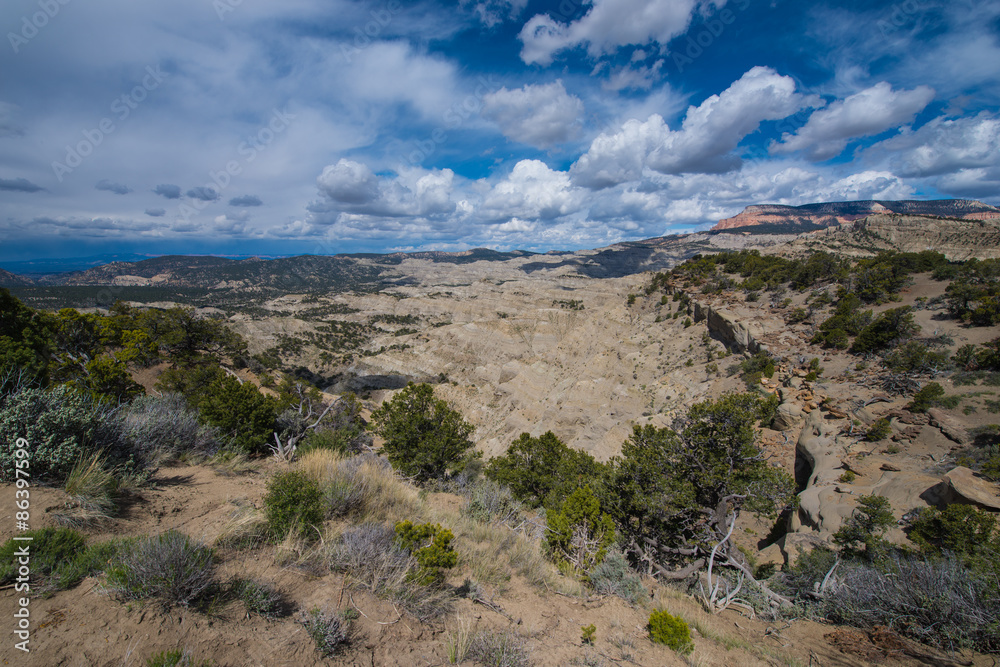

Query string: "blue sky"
[0, 0, 998, 260]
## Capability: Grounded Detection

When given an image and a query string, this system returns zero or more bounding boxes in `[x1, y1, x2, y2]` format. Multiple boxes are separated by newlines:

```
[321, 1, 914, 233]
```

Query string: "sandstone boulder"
[928, 408, 970, 446]
[942, 466, 1000, 510]
[772, 402, 804, 431]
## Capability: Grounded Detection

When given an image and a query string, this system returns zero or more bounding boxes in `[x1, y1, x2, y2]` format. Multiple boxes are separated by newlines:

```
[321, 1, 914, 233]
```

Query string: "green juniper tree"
[369, 382, 476, 483]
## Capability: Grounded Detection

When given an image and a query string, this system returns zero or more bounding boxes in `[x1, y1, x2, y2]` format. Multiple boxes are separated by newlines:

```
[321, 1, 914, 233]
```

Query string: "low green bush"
[738, 351, 775, 388]
[908, 382, 946, 413]
[105, 530, 215, 607]
[546, 486, 615, 573]
[232, 577, 285, 618]
[647, 610, 693, 654]
[907, 504, 998, 565]
[587, 550, 645, 604]
[263, 470, 324, 539]
[849, 307, 918, 354]
[299, 607, 350, 657]
[866, 418, 892, 441]
[145, 649, 212, 667]
[0, 527, 85, 591]
[394, 520, 458, 586]
[0, 385, 134, 483]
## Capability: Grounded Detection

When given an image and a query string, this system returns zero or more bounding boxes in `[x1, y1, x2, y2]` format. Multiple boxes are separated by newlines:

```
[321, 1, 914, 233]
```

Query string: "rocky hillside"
[713, 198, 1000, 232]
[785, 213, 1000, 261]
[0, 268, 33, 287]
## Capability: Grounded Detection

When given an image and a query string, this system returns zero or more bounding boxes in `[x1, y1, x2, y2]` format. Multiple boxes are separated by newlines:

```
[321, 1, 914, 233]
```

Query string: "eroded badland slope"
[2, 213, 999, 667]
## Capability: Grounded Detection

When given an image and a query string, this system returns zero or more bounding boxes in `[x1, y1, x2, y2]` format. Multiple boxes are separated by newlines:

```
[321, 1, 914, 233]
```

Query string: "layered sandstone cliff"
[713, 198, 1000, 232]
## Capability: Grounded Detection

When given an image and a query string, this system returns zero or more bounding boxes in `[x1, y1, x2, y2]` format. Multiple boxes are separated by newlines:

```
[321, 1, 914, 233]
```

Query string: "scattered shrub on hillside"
[463, 478, 524, 524]
[851, 254, 915, 303]
[907, 504, 999, 567]
[787, 307, 809, 323]
[369, 382, 477, 484]
[0, 527, 86, 592]
[328, 523, 453, 621]
[942, 258, 1000, 325]
[647, 610, 693, 654]
[849, 307, 919, 354]
[587, 550, 646, 604]
[737, 351, 775, 388]
[468, 629, 531, 667]
[866, 418, 892, 441]
[145, 649, 212, 667]
[299, 607, 350, 658]
[484, 431, 605, 509]
[263, 470, 324, 540]
[123, 393, 220, 462]
[232, 577, 286, 618]
[198, 375, 278, 455]
[394, 521, 458, 586]
[833, 494, 894, 562]
[812, 293, 873, 349]
[106, 530, 215, 607]
[821, 554, 999, 653]
[907, 382, 946, 413]
[0, 385, 134, 483]
[546, 486, 616, 573]
[885, 341, 950, 373]
[73, 354, 144, 403]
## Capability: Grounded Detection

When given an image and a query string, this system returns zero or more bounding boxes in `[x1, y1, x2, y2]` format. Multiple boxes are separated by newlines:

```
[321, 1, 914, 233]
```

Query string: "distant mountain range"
[712, 199, 1000, 232]
[0, 249, 542, 291]
[3, 200, 1000, 294]
[0, 254, 157, 276]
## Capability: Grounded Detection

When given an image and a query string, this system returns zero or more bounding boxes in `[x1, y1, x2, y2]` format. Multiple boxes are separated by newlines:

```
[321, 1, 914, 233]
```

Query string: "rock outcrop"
[772, 402, 804, 431]
[692, 301, 766, 354]
[941, 467, 1000, 511]
[783, 213, 1000, 261]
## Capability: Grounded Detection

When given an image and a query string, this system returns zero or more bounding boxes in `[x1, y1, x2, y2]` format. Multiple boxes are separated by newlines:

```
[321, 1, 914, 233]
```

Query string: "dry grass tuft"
[445, 615, 475, 664]
[299, 449, 419, 523]
[54, 451, 118, 526]
[214, 501, 268, 550]
[208, 450, 256, 476]
[444, 512, 572, 594]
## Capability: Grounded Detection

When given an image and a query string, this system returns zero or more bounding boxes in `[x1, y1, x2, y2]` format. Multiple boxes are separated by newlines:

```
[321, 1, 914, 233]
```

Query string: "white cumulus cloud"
[482, 80, 584, 148]
[571, 67, 821, 188]
[519, 0, 720, 66]
[480, 159, 584, 221]
[771, 82, 935, 160]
